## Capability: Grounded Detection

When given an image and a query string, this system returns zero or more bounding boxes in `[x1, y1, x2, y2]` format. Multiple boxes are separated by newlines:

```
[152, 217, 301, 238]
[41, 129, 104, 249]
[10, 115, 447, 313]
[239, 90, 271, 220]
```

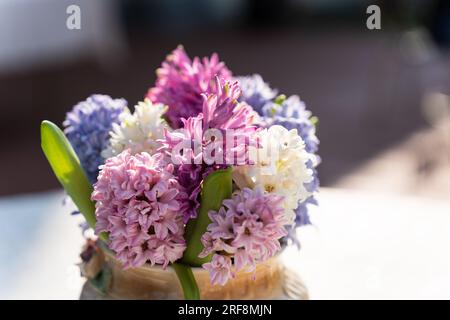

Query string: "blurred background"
[1, 0, 450, 299]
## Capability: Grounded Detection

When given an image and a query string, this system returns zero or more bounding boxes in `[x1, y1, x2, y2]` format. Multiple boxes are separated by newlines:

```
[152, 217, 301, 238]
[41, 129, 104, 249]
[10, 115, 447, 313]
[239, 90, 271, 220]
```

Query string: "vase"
[79, 240, 308, 300]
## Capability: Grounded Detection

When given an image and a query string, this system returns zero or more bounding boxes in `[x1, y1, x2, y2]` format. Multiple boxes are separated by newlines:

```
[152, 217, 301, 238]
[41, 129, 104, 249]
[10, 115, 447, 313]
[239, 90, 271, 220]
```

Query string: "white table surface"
[1, 188, 450, 299]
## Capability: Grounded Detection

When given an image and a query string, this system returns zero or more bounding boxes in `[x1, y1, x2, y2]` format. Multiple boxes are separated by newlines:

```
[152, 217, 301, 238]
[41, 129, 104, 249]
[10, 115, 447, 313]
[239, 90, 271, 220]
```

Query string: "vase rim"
[97, 239, 282, 273]
[98, 240, 211, 272]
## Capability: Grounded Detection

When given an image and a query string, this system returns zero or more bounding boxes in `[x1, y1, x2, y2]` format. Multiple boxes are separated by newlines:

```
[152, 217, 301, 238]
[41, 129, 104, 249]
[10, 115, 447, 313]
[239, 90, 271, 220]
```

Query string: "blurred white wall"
[0, 0, 125, 73]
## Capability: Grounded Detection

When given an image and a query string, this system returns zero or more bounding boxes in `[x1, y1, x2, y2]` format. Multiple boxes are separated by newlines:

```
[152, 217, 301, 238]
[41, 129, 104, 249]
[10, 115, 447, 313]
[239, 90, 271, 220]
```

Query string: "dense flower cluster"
[159, 78, 258, 222]
[63, 94, 126, 183]
[147, 46, 232, 129]
[201, 188, 287, 285]
[102, 99, 169, 158]
[92, 150, 187, 268]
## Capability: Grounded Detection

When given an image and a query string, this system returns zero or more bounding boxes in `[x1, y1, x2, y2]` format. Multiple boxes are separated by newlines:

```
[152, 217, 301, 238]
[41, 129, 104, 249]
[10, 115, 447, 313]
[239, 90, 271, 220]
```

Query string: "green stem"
[181, 168, 232, 266]
[173, 168, 232, 300]
[172, 263, 200, 300]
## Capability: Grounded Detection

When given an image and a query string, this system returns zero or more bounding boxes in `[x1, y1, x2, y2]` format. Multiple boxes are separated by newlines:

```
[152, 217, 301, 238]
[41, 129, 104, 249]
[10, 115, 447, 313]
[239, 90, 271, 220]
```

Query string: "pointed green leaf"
[40, 120, 100, 235]
[181, 168, 232, 266]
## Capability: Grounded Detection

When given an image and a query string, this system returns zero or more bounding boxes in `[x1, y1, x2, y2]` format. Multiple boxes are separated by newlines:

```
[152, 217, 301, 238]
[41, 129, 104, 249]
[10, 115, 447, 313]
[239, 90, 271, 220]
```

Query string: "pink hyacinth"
[159, 78, 259, 222]
[161, 78, 258, 166]
[147, 45, 232, 129]
[202, 254, 234, 286]
[199, 188, 288, 285]
[91, 150, 187, 269]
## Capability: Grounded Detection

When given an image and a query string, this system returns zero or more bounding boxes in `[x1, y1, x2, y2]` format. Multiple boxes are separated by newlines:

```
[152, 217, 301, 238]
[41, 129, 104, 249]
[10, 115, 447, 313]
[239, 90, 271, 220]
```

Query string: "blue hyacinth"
[261, 95, 319, 154]
[63, 94, 126, 183]
[236, 74, 278, 114]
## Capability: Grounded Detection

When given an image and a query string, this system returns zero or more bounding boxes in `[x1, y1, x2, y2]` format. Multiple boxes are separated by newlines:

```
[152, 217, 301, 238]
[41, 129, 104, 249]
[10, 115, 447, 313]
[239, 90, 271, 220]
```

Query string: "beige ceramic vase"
[79, 240, 308, 300]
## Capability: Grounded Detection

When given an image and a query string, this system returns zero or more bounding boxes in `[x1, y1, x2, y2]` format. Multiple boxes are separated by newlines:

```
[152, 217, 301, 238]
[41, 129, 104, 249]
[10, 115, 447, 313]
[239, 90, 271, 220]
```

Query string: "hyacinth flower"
[159, 77, 258, 223]
[236, 74, 278, 115]
[92, 150, 188, 269]
[102, 99, 169, 158]
[63, 94, 126, 183]
[147, 45, 232, 129]
[200, 187, 288, 285]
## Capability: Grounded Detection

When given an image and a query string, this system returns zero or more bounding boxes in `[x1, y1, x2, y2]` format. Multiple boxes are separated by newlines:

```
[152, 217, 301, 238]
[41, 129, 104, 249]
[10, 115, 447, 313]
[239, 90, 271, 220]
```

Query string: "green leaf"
[172, 263, 200, 300]
[40, 120, 104, 240]
[181, 168, 232, 266]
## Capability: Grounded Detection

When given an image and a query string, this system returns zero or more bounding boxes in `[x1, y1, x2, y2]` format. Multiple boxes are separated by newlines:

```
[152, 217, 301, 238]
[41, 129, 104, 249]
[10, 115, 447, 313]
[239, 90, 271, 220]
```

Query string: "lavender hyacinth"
[201, 188, 287, 285]
[236, 74, 277, 114]
[262, 95, 319, 154]
[63, 94, 126, 183]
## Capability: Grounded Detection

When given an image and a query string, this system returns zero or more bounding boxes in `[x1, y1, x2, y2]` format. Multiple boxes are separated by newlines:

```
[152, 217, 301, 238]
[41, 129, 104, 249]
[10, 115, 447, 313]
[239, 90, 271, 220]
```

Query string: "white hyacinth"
[102, 99, 168, 158]
[233, 125, 314, 224]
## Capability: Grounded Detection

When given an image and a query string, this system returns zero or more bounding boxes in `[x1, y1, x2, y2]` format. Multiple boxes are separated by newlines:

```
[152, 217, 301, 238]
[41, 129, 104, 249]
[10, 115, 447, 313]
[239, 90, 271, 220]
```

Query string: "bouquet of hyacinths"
[41, 46, 319, 300]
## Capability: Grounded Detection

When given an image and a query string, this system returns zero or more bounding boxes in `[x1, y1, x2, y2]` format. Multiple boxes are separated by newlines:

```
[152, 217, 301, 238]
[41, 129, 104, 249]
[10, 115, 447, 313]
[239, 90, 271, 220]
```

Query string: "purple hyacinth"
[63, 94, 126, 183]
[236, 74, 277, 114]
[147, 46, 232, 129]
[159, 78, 258, 222]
